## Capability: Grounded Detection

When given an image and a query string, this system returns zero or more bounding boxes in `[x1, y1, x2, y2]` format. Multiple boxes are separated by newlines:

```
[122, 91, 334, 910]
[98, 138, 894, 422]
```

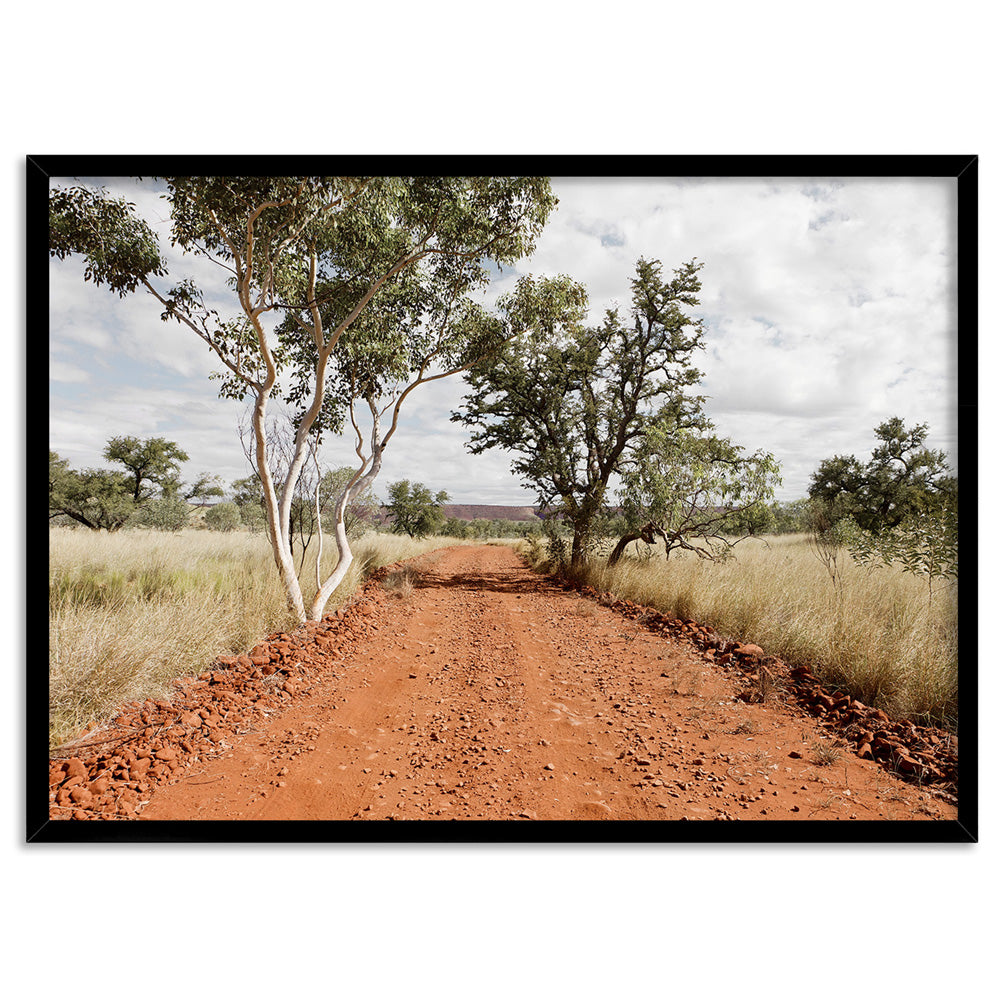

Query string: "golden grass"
[48, 527, 468, 750]
[528, 534, 958, 729]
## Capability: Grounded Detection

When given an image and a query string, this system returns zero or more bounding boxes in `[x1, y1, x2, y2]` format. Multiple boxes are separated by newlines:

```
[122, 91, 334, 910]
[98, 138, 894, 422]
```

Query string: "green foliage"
[103, 435, 190, 503]
[238, 503, 266, 532]
[183, 472, 224, 503]
[385, 480, 449, 539]
[49, 451, 135, 531]
[613, 423, 781, 564]
[204, 502, 241, 532]
[129, 496, 190, 532]
[230, 475, 263, 508]
[230, 476, 266, 532]
[843, 494, 958, 584]
[53, 175, 556, 429]
[50, 175, 559, 622]
[805, 501, 854, 591]
[50, 437, 213, 532]
[48, 185, 166, 296]
[808, 417, 953, 536]
[767, 498, 812, 534]
[457, 258, 708, 565]
[442, 516, 471, 539]
[543, 516, 571, 569]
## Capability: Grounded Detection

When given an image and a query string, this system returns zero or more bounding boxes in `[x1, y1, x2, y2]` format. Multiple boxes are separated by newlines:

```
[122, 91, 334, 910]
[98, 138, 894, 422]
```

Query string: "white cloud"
[48, 359, 88, 383]
[48, 174, 959, 505]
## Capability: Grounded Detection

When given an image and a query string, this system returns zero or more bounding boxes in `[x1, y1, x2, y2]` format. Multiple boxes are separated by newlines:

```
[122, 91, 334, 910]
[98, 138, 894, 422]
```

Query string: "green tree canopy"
[610, 423, 780, 564]
[182, 473, 225, 504]
[455, 258, 709, 565]
[130, 496, 191, 532]
[51, 175, 557, 621]
[204, 502, 241, 532]
[49, 451, 135, 531]
[385, 480, 450, 538]
[103, 435, 190, 503]
[808, 417, 953, 535]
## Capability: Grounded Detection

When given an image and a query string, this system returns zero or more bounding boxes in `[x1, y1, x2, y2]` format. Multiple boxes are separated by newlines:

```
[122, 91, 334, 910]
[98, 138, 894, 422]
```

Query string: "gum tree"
[808, 417, 954, 535]
[456, 258, 707, 566]
[50, 176, 557, 621]
[385, 480, 450, 538]
[609, 423, 780, 564]
[103, 435, 189, 503]
[49, 451, 134, 531]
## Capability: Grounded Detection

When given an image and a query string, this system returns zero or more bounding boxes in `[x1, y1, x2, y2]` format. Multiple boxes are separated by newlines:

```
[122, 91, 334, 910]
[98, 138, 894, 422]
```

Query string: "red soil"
[49, 545, 958, 824]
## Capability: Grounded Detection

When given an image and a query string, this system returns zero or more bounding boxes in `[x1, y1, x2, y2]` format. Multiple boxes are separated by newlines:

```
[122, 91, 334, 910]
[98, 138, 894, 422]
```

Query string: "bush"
[204, 502, 241, 532]
[129, 496, 190, 532]
[238, 502, 266, 532]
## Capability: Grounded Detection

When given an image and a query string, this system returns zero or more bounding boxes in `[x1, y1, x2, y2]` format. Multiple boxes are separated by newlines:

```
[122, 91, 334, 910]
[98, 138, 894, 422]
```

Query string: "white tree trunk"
[307, 441, 385, 620]
[252, 391, 307, 622]
[308, 502, 355, 620]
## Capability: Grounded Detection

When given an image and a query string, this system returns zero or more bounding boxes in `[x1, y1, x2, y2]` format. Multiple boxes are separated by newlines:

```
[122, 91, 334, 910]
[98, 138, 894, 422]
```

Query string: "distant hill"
[441, 504, 541, 522]
[373, 503, 543, 524]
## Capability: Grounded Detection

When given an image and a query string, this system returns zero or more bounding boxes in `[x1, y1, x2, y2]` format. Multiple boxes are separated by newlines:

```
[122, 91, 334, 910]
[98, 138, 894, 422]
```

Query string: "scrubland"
[49, 527, 960, 751]
[524, 533, 958, 729]
[48, 527, 465, 749]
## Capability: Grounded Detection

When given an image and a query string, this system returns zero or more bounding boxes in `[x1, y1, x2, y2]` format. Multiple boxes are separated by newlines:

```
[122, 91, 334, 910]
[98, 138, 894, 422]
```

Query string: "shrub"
[204, 502, 241, 532]
[129, 496, 190, 532]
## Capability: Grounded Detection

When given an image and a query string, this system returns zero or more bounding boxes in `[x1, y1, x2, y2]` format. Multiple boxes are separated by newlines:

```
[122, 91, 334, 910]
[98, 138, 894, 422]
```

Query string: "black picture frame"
[30, 154, 978, 844]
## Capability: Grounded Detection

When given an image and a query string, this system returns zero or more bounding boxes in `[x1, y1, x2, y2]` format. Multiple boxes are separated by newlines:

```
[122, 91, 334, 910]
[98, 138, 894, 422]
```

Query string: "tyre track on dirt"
[134, 545, 956, 823]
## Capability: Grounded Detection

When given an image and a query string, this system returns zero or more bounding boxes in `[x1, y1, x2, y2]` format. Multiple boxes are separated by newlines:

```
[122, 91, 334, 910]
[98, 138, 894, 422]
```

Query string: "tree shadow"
[411, 567, 569, 597]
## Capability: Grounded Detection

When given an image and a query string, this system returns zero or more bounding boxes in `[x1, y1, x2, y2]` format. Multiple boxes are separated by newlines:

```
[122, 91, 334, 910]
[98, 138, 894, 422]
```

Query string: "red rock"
[857, 743, 873, 760]
[69, 786, 92, 805]
[736, 643, 764, 658]
[89, 777, 110, 795]
[63, 758, 89, 787]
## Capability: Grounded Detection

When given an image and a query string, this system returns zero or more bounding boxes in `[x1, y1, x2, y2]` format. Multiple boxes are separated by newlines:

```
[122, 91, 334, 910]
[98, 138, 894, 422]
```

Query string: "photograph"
[34, 156, 976, 843]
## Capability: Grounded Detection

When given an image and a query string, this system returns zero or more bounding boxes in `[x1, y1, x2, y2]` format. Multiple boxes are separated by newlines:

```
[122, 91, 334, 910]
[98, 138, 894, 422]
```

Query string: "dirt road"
[124, 545, 954, 824]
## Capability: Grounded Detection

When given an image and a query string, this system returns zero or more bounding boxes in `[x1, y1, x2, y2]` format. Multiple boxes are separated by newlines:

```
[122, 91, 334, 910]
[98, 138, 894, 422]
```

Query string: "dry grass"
[48, 527, 467, 750]
[809, 740, 842, 766]
[380, 565, 418, 599]
[529, 533, 958, 729]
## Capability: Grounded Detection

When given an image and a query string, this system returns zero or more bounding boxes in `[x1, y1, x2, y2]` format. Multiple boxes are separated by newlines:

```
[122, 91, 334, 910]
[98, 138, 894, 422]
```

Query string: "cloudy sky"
[48, 173, 958, 506]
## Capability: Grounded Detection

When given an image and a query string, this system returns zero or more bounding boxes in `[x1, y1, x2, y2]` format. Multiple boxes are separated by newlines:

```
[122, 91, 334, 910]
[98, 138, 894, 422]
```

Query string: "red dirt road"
[130, 545, 954, 824]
